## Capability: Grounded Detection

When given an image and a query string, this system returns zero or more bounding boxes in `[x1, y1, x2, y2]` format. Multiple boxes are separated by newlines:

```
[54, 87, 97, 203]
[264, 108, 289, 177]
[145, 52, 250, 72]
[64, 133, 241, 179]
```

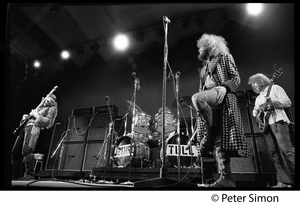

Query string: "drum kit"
[113, 96, 199, 169]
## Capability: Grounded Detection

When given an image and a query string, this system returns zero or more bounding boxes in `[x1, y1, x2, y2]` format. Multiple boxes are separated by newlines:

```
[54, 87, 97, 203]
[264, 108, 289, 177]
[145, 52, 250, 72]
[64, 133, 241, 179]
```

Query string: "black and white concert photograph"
[3, 3, 296, 194]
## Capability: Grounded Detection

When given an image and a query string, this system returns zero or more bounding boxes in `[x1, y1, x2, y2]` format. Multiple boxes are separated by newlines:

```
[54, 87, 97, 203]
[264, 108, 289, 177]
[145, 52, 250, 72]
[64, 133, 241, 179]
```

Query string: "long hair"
[197, 33, 230, 57]
[248, 73, 271, 86]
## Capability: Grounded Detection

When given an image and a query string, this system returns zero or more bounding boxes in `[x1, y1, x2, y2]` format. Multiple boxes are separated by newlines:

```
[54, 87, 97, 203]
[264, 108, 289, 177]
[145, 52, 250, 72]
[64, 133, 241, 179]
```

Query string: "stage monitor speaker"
[230, 135, 258, 174]
[66, 116, 90, 141]
[45, 120, 68, 170]
[236, 90, 252, 134]
[59, 141, 85, 171]
[82, 141, 104, 171]
[88, 114, 115, 141]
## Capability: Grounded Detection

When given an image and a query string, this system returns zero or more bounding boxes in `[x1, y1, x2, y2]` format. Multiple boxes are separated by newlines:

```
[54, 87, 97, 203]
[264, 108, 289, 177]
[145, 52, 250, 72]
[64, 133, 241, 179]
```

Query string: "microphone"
[132, 72, 136, 78]
[185, 140, 192, 150]
[167, 71, 172, 82]
[185, 130, 197, 150]
[105, 96, 109, 102]
[163, 16, 171, 23]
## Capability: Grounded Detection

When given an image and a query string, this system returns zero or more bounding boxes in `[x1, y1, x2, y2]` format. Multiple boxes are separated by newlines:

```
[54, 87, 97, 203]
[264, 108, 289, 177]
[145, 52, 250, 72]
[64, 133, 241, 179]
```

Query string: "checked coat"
[197, 53, 250, 157]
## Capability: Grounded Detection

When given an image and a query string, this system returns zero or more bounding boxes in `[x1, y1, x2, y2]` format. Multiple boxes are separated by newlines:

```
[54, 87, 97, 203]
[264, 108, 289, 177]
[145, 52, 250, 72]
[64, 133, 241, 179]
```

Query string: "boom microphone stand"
[134, 16, 197, 188]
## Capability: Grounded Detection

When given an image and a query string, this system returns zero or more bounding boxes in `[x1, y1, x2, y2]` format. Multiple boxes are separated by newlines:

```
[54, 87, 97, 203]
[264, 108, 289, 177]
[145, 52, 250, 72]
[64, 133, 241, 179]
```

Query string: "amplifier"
[93, 104, 118, 115]
[71, 107, 93, 117]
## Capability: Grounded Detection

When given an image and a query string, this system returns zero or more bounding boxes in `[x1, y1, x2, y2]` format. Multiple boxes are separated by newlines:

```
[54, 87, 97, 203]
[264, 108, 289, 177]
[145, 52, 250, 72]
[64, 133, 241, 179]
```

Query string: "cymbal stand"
[105, 97, 115, 168]
[174, 71, 182, 179]
[122, 73, 140, 185]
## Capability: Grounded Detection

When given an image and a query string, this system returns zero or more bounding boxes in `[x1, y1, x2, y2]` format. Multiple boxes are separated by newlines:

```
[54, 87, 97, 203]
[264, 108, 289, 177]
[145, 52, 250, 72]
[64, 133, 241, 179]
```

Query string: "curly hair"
[197, 33, 230, 57]
[248, 73, 271, 86]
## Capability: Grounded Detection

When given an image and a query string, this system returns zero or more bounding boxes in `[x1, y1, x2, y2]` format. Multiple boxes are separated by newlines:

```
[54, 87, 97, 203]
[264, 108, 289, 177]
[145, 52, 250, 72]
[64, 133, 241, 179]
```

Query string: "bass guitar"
[256, 68, 283, 134]
[13, 86, 58, 136]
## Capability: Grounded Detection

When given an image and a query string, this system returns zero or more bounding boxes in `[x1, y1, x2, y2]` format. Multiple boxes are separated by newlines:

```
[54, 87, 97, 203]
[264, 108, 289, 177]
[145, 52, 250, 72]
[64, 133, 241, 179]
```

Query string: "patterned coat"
[198, 53, 250, 157]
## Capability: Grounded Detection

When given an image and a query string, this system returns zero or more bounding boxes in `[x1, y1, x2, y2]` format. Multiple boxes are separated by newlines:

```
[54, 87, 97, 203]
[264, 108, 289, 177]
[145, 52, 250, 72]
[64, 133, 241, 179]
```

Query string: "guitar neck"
[265, 80, 274, 98]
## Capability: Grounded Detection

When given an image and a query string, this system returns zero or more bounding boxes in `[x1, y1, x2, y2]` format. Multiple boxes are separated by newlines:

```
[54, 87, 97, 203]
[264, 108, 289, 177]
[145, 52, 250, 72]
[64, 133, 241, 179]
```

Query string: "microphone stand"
[134, 16, 197, 188]
[121, 73, 140, 185]
[175, 72, 181, 179]
[50, 129, 69, 180]
[105, 98, 114, 168]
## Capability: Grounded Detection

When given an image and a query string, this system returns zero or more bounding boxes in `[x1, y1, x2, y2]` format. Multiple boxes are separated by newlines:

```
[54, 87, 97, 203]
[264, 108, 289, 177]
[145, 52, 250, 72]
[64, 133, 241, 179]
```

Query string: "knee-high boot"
[200, 104, 213, 128]
[20, 154, 35, 180]
[206, 147, 235, 187]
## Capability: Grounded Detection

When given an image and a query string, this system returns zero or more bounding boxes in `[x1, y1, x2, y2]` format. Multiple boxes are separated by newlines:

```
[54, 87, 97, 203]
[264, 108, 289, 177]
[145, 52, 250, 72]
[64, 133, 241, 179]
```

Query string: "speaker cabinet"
[66, 116, 90, 141]
[82, 141, 104, 171]
[45, 121, 68, 170]
[59, 141, 85, 171]
[230, 135, 258, 174]
[88, 114, 114, 141]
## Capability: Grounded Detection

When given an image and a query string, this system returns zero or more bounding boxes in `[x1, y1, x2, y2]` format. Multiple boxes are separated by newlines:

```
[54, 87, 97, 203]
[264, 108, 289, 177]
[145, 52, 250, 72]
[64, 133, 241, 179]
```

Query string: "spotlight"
[195, 15, 204, 27]
[33, 60, 41, 68]
[77, 45, 84, 55]
[90, 42, 100, 51]
[61, 50, 70, 59]
[182, 18, 189, 29]
[50, 4, 60, 14]
[135, 30, 145, 42]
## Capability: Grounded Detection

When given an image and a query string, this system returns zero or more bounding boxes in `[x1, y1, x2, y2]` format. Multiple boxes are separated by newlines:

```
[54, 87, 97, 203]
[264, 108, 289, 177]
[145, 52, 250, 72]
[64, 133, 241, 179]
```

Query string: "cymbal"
[172, 96, 192, 108]
[127, 100, 143, 113]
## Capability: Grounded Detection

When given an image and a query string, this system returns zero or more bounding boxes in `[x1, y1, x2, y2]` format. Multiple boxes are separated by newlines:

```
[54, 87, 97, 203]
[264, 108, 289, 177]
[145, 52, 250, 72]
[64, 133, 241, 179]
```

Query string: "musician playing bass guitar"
[248, 73, 294, 188]
[11, 93, 58, 180]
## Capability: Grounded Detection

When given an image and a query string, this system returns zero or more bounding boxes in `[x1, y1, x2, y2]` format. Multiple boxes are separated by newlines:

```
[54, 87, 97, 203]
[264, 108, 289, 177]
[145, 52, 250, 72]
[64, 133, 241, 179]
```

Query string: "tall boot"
[205, 148, 235, 188]
[20, 154, 35, 180]
[200, 105, 213, 128]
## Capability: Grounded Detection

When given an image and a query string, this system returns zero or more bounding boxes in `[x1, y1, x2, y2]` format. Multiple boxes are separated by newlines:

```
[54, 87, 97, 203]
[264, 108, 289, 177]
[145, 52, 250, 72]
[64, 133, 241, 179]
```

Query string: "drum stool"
[33, 153, 44, 175]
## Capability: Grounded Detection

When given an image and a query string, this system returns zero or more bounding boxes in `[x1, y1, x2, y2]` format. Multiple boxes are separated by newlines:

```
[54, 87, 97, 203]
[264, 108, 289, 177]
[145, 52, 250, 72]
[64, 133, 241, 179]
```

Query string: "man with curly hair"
[11, 94, 58, 180]
[248, 73, 294, 188]
[192, 33, 250, 187]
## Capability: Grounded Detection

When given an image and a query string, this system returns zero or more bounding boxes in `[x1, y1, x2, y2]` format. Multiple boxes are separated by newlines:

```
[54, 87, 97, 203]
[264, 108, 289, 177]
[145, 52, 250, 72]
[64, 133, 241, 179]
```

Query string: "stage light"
[33, 60, 41, 68]
[61, 50, 70, 59]
[246, 3, 263, 16]
[113, 34, 129, 51]
[50, 4, 60, 14]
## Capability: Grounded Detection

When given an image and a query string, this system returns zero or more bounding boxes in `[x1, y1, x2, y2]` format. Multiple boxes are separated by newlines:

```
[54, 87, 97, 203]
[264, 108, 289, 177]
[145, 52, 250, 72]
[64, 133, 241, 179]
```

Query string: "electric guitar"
[13, 86, 58, 136]
[256, 68, 283, 134]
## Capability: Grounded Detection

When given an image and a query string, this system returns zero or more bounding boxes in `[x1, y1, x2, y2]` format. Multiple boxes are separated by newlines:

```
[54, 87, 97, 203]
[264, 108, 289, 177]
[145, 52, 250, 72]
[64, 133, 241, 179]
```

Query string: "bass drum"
[160, 134, 198, 167]
[114, 136, 150, 168]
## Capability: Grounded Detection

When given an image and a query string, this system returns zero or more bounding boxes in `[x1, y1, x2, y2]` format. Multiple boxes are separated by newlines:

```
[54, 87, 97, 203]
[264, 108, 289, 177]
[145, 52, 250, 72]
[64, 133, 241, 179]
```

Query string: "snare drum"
[155, 112, 177, 133]
[160, 134, 197, 167]
[133, 113, 153, 134]
[114, 136, 150, 168]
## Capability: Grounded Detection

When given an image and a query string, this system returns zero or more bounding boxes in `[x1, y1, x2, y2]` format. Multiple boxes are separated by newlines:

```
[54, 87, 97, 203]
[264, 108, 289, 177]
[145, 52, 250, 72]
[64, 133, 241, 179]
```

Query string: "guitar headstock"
[271, 67, 283, 82]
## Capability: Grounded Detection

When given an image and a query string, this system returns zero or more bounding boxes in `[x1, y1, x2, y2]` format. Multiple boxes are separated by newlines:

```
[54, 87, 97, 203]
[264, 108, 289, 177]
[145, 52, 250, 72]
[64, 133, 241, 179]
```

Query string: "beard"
[197, 47, 210, 62]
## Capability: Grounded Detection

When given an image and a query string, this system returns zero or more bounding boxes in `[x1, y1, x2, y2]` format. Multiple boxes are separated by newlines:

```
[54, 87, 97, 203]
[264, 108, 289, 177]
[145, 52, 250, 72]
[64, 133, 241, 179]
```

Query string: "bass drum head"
[161, 134, 198, 167]
[114, 136, 150, 168]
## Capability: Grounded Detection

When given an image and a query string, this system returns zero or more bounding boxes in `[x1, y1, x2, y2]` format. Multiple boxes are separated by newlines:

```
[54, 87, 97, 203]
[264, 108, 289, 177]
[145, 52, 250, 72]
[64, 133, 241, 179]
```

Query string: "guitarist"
[11, 94, 58, 180]
[248, 73, 294, 188]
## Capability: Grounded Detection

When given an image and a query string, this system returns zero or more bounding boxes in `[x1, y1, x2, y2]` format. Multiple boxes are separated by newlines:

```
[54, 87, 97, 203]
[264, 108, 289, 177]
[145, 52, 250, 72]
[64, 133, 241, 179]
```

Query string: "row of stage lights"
[30, 3, 262, 70]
